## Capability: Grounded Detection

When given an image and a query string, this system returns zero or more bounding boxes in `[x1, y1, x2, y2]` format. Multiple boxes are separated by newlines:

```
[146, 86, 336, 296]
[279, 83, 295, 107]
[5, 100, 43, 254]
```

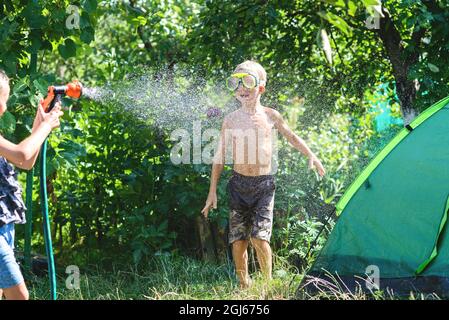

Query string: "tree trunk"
[196, 215, 217, 262]
[376, 6, 425, 125]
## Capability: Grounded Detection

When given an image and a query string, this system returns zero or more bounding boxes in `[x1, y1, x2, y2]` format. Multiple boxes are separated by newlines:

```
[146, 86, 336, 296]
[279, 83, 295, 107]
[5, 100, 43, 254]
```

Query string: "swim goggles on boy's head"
[226, 72, 260, 91]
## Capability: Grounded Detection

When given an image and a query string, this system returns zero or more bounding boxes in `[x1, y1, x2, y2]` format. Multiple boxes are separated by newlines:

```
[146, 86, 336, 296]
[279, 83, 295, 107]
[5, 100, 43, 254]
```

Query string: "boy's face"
[232, 67, 265, 104]
[0, 82, 9, 116]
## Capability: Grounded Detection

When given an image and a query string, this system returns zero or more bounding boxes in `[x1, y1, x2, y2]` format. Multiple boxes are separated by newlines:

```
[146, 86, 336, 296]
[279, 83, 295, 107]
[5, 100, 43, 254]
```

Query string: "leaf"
[58, 38, 77, 59]
[172, 5, 182, 14]
[157, 220, 168, 232]
[0, 112, 16, 135]
[41, 40, 53, 51]
[30, 34, 42, 53]
[124, 2, 146, 15]
[159, 241, 172, 250]
[32, 78, 48, 95]
[22, 3, 46, 29]
[12, 78, 29, 94]
[323, 0, 346, 7]
[267, 6, 277, 19]
[428, 63, 439, 73]
[80, 27, 95, 44]
[347, 1, 358, 17]
[80, 13, 92, 29]
[59, 152, 79, 166]
[317, 12, 352, 37]
[2, 53, 17, 74]
[59, 140, 86, 156]
[131, 16, 147, 27]
[83, 0, 98, 14]
[362, 0, 381, 6]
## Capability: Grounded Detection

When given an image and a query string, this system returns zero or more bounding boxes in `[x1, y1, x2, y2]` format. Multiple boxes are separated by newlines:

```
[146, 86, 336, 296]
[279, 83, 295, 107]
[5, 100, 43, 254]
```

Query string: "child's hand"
[251, 113, 272, 131]
[33, 100, 64, 131]
[309, 154, 326, 177]
[201, 192, 217, 218]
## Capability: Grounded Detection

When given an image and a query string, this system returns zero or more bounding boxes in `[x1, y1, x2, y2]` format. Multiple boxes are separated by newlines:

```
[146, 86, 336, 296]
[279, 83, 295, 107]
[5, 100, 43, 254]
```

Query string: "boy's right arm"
[201, 117, 229, 218]
[0, 102, 63, 169]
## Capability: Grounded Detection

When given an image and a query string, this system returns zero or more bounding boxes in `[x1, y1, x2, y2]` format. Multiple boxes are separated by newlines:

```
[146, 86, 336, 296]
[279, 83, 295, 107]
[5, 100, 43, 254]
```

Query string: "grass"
[25, 252, 444, 300]
[27, 253, 303, 300]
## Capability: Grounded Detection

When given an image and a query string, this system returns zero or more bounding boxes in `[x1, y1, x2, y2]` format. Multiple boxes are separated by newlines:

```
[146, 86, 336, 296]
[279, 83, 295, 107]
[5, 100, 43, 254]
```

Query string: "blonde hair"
[234, 60, 267, 85]
[0, 69, 9, 94]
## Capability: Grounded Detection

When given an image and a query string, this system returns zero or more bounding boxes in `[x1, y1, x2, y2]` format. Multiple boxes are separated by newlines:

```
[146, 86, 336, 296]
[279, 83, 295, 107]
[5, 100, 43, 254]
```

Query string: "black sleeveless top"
[0, 156, 26, 226]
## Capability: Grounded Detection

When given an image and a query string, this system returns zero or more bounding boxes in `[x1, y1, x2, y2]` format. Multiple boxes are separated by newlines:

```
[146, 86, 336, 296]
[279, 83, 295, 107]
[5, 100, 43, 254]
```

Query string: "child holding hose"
[0, 69, 63, 300]
[201, 61, 325, 288]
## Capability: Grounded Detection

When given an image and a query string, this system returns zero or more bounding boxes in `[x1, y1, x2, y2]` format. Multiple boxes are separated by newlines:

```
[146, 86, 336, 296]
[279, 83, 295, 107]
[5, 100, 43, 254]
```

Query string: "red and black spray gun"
[41, 80, 83, 112]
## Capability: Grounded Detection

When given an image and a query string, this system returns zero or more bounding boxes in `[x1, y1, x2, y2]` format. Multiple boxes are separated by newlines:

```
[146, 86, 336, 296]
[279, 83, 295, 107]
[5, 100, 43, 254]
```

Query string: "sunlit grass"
[27, 253, 443, 300]
[28, 253, 301, 300]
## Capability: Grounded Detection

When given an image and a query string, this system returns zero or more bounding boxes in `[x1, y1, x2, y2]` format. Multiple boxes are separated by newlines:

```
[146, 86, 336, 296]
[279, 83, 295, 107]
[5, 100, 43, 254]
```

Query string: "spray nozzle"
[42, 80, 83, 112]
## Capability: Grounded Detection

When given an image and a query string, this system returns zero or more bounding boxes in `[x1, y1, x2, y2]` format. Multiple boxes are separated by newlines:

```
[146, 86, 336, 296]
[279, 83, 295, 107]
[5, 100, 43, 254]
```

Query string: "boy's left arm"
[270, 109, 325, 177]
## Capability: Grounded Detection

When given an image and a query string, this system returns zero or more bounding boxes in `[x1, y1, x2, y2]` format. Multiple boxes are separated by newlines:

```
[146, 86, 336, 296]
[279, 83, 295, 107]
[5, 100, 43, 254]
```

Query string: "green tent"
[302, 96, 449, 297]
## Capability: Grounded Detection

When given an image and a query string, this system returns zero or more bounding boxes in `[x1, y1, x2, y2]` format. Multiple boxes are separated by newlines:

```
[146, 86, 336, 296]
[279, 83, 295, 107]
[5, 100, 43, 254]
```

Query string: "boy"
[0, 69, 63, 299]
[201, 61, 325, 288]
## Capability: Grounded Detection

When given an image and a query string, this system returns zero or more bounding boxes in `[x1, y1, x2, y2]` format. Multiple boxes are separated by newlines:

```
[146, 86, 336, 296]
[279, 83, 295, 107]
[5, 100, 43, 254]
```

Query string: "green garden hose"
[23, 140, 57, 300]
[39, 139, 57, 300]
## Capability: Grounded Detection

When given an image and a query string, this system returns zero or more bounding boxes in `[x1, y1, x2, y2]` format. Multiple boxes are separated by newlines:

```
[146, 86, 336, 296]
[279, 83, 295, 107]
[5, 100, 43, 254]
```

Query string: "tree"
[188, 0, 449, 124]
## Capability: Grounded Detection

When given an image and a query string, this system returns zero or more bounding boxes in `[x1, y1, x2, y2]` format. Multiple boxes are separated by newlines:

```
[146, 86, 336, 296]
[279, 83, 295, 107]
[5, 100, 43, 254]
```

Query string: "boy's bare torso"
[224, 106, 276, 176]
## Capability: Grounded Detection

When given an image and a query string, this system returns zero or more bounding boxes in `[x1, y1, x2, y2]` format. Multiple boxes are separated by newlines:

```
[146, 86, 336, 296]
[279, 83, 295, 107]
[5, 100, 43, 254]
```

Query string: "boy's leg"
[228, 172, 254, 288]
[2, 283, 28, 300]
[251, 175, 275, 280]
[232, 240, 250, 288]
[250, 238, 272, 280]
[229, 216, 252, 288]
[228, 207, 252, 288]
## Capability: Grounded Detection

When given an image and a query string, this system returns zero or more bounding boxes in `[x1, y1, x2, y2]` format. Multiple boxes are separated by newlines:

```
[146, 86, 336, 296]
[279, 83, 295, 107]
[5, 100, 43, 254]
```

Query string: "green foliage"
[275, 212, 331, 267]
[28, 253, 302, 300]
[0, 0, 100, 168]
[0, 111, 17, 138]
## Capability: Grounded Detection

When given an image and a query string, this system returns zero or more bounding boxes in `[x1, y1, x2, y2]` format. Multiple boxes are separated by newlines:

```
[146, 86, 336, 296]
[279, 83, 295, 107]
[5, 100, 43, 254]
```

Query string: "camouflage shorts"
[227, 171, 275, 244]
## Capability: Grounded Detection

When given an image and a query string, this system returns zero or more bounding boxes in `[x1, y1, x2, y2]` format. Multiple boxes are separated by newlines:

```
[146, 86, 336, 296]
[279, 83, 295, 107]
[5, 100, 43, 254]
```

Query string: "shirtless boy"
[201, 60, 325, 288]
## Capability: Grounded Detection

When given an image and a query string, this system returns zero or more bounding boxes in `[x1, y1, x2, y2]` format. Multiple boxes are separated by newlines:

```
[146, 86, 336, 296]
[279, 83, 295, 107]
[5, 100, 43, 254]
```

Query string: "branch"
[128, 0, 152, 52]
[410, 26, 427, 47]
[404, 0, 438, 65]
[285, 9, 314, 20]
[406, 25, 426, 65]
[376, 5, 421, 121]
[376, 6, 407, 79]
[328, 28, 348, 69]
[421, 0, 441, 14]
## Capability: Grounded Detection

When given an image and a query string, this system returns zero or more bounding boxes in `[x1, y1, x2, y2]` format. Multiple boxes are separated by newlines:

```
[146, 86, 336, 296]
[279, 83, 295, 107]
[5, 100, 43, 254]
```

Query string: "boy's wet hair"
[235, 60, 267, 85]
[0, 69, 9, 94]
